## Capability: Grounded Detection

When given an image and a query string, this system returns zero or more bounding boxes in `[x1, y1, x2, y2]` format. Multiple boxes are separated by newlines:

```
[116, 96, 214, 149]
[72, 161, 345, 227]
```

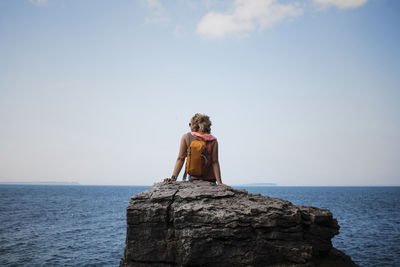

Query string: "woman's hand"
[163, 177, 177, 182]
[217, 182, 231, 188]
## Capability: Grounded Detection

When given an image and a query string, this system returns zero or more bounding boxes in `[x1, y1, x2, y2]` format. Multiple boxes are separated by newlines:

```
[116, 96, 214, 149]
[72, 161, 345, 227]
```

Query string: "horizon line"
[1, 182, 399, 187]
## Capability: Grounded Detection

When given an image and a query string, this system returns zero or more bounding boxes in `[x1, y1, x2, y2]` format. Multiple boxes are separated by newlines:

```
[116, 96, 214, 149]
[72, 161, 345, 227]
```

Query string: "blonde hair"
[191, 113, 212, 133]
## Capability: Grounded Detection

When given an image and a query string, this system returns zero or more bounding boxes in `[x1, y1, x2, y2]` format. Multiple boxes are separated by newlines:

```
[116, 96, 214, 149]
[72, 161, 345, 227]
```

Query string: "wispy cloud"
[142, 0, 169, 24]
[173, 25, 184, 37]
[313, 0, 368, 9]
[196, 0, 303, 38]
[28, 0, 48, 5]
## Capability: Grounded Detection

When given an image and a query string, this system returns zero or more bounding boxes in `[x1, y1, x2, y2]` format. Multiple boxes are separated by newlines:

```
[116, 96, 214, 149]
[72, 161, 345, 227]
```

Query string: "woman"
[164, 113, 229, 187]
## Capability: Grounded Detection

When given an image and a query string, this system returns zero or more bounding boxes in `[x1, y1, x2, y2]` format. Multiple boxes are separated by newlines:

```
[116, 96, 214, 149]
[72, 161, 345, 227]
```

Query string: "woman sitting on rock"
[164, 113, 229, 187]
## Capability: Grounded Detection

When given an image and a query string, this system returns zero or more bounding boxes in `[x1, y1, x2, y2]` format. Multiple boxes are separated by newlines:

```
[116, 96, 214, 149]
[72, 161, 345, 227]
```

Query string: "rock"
[120, 181, 359, 267]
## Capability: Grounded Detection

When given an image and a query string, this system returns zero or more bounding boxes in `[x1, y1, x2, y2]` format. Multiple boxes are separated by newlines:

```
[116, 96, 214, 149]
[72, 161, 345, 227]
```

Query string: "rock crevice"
[121, 181, 358, 267]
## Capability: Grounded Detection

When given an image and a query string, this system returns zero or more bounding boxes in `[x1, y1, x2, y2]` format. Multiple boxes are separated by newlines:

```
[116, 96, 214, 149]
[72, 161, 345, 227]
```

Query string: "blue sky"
[0, 0, 399, 185]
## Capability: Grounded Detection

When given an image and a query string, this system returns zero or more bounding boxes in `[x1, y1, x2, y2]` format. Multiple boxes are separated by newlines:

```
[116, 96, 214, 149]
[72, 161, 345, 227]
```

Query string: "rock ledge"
[121, 181, 358, 267]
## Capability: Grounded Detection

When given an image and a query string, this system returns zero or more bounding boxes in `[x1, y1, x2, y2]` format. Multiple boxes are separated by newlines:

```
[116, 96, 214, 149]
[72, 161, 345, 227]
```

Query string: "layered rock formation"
[121, 181, 358, 267]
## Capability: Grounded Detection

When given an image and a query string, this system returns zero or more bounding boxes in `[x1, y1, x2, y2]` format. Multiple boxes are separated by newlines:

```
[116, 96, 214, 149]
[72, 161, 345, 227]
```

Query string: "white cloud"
[29, 0, 48, 5]
[313, 0, 368, 9]
[143, 0, 169, 24]
[197, 0, 303, 38]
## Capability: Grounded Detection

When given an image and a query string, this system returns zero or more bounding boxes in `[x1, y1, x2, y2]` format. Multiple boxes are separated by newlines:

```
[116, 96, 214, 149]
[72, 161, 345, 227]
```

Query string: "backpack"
[185, 133, 211, 178]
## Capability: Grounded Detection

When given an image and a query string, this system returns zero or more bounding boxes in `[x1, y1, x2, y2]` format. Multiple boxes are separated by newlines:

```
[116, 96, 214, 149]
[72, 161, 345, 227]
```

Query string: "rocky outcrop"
[121, 181, 358, 267]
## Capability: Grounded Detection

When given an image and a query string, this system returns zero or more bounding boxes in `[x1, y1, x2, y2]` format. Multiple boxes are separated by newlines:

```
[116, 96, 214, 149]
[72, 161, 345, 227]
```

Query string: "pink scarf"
[190, 132, 217, 141]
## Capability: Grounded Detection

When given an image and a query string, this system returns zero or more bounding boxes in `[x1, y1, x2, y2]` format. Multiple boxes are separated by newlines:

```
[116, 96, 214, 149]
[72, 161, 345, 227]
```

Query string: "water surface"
[0, 185, 399, 266]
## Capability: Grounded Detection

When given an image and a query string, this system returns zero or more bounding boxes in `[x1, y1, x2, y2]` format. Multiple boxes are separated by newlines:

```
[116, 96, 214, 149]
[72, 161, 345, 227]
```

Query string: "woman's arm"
[211, 140, 229, 187]
[170, 134, 188, 180]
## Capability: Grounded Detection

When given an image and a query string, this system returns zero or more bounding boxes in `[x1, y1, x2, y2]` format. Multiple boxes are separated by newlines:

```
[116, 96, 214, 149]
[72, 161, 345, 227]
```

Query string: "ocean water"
[0, 185, 399, 267]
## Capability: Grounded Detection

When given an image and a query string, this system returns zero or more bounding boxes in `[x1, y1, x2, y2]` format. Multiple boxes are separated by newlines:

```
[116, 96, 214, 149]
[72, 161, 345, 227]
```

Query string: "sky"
[0, 0, 399, 186]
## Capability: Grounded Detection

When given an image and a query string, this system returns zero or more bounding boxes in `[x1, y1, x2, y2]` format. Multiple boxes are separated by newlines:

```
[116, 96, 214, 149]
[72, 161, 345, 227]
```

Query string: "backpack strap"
[183, 133, 194, 181]
[188, 132, 194, 143]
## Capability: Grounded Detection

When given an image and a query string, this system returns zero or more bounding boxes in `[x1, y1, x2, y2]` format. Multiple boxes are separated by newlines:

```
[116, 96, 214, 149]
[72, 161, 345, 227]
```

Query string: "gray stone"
[121, 181, 359, 267]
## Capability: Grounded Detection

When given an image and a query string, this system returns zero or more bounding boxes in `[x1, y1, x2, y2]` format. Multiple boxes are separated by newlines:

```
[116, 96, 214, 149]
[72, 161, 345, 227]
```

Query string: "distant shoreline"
[0, 181, 81, 185]
[239, 183, 277, 186]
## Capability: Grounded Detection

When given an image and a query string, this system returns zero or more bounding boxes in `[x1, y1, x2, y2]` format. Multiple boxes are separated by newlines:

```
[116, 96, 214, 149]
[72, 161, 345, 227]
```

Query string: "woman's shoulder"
[183, 132, 192, 139]
[181, 132, 191, 145]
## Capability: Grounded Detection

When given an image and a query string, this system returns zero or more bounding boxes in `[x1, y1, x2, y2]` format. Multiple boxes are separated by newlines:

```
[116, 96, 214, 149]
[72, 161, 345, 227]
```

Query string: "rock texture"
[121, 181, 359, 267]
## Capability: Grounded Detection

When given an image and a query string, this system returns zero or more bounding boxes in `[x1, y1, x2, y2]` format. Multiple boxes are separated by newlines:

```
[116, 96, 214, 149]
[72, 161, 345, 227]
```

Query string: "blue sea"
[0, 185, 399, 267]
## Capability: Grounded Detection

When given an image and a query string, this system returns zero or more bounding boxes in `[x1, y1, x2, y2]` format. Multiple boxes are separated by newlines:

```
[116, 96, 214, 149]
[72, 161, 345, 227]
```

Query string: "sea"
[0, 185, 399, 267]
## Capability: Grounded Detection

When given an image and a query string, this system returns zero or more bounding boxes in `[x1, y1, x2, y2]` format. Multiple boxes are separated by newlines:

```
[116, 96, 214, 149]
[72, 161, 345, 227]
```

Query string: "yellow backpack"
[184, 133, 210, 178]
